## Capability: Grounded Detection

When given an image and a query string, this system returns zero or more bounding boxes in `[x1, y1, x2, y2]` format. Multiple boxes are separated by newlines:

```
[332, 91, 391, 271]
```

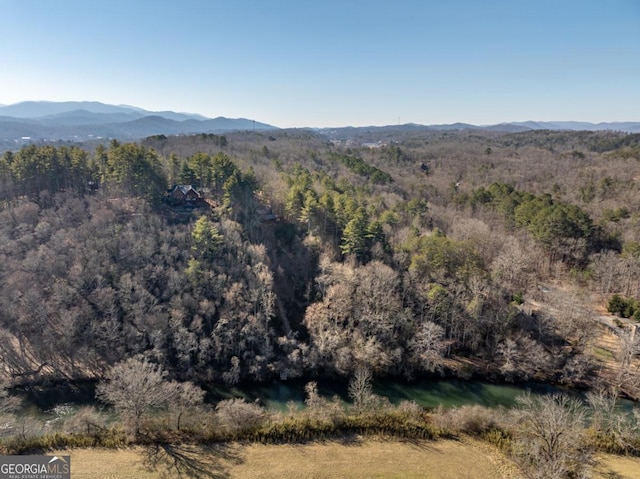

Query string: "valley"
[0, 124, 639, 478]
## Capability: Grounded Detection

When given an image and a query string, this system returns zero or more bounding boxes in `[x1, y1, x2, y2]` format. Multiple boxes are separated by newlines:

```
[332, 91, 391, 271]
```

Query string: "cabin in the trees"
[256, 207, 279, 224]
[167, 184, 203, 206]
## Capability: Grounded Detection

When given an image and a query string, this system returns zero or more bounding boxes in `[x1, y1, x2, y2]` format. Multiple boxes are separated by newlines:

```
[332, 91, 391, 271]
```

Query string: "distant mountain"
[428, 122, 479, 131]
[147, 110, 209, 122]
[498, 121, 640, 133]
[0, 101, 141, 118]
[483, 123, 531, 133]
[316, 121, 640, 140]
[37, 109, 144, 126]
[104, 116, 273, 138]
[0, 101, 216, 122]
[1, 101, 638, 145]
[0, 101, 277, 142]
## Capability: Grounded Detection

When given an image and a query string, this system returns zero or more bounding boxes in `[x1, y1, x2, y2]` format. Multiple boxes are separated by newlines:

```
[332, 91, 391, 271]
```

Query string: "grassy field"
[595, 454, 640, 479]
[56, 438, 519, 479]
[53, 439, 640, 479]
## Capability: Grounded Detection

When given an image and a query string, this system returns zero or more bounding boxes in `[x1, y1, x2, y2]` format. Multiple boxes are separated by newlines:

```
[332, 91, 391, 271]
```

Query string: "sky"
[0, 0, 639, 128]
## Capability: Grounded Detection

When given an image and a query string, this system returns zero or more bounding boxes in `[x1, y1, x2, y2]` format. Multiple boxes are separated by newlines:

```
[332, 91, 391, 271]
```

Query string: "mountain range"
[316, 121, 640, 137]
[0, 101, 276, 142]
[0, 101, 639, 146]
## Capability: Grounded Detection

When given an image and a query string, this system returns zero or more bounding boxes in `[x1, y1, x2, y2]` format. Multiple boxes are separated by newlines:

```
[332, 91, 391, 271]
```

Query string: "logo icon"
[0, 455, 71, 479]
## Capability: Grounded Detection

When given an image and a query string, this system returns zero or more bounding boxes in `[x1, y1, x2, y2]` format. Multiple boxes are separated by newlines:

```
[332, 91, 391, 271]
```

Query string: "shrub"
[215, 398, 265, 433]
[303, 382, 345, 422]
[2, 428, 127, 455]
[512, 292, 525, 305]
[61, 406, 108, 436]
[481, 428, 512, 452]
[430, 405, 503, 436]
[395, 400, 424, 421]
[608, 294, 639, 319]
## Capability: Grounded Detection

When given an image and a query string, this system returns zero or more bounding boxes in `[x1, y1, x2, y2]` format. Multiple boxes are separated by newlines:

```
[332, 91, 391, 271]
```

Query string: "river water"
[16, 377, 637, 417]
[206, 378, 574, 411]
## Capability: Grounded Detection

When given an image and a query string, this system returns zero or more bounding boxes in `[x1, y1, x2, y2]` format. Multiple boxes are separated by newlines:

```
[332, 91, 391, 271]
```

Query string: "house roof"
[170, 184, 200, 196]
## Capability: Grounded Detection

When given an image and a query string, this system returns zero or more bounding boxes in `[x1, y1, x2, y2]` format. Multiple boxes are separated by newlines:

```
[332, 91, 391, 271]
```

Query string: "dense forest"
[0, 129, 639, 401]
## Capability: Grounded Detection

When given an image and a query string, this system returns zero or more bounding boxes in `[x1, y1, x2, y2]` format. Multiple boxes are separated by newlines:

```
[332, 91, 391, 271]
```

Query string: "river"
[204, 378, 597, 411]
[15, 377, 636, 419]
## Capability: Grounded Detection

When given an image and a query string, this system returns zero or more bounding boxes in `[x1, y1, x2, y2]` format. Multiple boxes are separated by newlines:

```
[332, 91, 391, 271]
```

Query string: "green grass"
[592, 346, 615, 361]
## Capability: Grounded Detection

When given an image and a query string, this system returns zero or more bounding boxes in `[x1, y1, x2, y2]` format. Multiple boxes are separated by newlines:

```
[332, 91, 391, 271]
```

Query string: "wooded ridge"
[0, 128, 638, 399]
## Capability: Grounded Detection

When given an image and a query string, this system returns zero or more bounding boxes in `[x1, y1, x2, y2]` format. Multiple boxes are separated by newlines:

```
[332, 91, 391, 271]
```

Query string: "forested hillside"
[1, 129, 639, 399]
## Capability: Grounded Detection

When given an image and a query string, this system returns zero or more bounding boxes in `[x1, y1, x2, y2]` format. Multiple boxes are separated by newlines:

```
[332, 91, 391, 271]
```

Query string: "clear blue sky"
[1, 0, 639, 127]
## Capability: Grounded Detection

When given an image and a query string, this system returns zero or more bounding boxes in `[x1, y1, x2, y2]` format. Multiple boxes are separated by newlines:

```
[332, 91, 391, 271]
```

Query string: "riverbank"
[4, 365, 639, 479]
[3, 389, 639, 479]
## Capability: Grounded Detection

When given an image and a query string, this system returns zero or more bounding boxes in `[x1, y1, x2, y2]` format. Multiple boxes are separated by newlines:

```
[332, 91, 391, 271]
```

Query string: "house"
[167, 185, 203, 205]
[256, 207, 279, 224]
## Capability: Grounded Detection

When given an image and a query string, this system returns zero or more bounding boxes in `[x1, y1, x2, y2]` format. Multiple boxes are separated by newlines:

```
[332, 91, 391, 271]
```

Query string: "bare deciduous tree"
[222, 356, 241, 387]
[497, 335, 552, 381]
[511, 393, 591, 479]
[590, 250, 622, 294]
[408, 321, 445, 373]
[586, 388, 640, 454]
[171, 380, 206, 431]
[348, 367, 384, 413]
[304, 381, 323, 410]
[615, 326, 640, 399]
[96, 357, 170, 434]
[491, 236, 533, 291]
[96, 356, 203, 434]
